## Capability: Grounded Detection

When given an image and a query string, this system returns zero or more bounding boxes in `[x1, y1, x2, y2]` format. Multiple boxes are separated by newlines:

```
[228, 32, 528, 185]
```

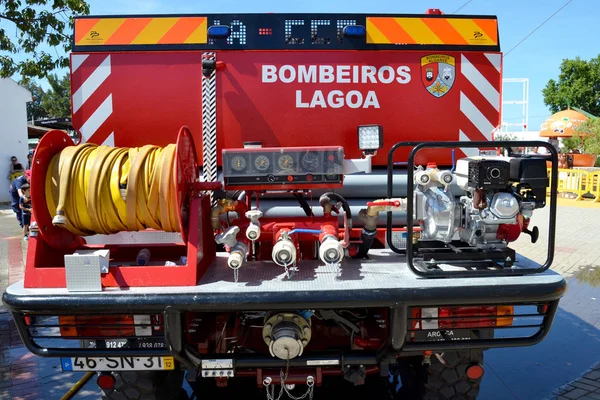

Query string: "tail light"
[57, 314, 162, 338]
[411, 306, 514, 330]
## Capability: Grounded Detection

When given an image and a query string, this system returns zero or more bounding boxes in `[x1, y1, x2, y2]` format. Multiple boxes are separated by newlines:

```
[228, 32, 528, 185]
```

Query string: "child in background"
[19, 184, 32, 240]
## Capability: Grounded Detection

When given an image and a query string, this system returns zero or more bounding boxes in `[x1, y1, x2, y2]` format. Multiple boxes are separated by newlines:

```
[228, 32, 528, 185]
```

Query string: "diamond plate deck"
[4, 249, 566, 312]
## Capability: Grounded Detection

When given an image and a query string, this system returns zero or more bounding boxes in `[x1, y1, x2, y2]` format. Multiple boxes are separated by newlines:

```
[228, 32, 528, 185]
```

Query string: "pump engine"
[413, 155, 548, 264]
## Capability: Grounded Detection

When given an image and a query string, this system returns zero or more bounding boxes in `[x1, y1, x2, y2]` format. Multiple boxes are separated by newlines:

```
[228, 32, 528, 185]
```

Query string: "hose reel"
[30, 127, 199, 250]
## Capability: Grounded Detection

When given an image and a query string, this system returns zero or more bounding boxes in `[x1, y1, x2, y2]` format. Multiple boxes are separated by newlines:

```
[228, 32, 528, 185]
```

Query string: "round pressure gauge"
[277, 154, 294, 170]
[301, 152, 319, 172]
[230, 155, 247, 171]
[254, 155, 270, 171]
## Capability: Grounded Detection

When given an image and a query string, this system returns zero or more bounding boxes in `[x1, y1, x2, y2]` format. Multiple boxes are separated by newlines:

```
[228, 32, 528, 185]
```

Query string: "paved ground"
[479, 200, 600, 400]
[0, 207, 100, 399]
[1, 200, 600, 399]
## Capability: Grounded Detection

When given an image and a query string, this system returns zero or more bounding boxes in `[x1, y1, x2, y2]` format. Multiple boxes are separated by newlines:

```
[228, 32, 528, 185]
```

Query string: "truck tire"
[101, 370, 185, 400]
[423, 350, 483, 400]
[395, 350, 484, 400]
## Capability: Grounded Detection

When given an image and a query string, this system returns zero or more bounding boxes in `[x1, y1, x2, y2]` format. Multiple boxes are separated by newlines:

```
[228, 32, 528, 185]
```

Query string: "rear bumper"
[2, 250, 567, 365]
[6, 299, 562, 369]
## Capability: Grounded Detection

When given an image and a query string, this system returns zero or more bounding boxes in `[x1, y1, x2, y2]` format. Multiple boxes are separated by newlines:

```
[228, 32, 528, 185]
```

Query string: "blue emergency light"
[343, 25, 366, 38]
[208, 25, 231, 39]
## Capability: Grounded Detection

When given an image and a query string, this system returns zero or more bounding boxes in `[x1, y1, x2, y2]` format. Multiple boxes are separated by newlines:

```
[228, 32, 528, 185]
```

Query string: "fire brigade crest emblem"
[421, 54, 456, 98]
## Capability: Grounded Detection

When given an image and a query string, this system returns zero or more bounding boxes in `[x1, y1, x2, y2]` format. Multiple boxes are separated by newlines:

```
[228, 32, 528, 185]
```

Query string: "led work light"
[358, 125, 383, 152]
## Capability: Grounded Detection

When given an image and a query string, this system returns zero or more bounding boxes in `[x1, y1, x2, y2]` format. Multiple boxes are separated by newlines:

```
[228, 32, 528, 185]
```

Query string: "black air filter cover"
[468, 159, 510, 189]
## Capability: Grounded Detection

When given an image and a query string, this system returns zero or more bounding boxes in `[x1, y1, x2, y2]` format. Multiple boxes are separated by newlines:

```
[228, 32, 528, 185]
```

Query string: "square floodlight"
[358, 125, 383, 151]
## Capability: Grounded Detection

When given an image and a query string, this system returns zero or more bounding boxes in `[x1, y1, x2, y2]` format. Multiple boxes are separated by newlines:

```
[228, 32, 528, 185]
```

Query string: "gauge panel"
[222, 147, 344, 190]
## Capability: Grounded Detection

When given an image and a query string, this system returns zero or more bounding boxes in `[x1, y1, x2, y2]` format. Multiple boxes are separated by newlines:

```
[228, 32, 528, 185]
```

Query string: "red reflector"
[59, 315, 136, 338]
[466, 364, 485, 380]
[97, 374, 116, 390]
[438, 306, 497, 329]
[77, 315, 135, 337]
[411, 308, 421, 330]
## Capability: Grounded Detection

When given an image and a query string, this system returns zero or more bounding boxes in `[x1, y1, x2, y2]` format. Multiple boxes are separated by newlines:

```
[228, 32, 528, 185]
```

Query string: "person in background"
[8, 156, 24, 181]
[19, 184, 32, 240]
[9, 170, 30, 228]
[27, 151, 34, 169]
[558, 153, 568, 169]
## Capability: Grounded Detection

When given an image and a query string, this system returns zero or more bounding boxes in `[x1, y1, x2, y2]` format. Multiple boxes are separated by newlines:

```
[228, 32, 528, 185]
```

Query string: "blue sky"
[6, 0, 597, 131]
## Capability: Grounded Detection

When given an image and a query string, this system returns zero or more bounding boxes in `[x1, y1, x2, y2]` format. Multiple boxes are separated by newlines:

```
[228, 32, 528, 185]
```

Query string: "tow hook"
[343, 365, 367, 386]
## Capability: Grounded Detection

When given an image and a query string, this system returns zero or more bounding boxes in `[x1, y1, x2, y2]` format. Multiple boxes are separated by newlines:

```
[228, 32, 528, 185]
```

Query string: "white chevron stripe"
[484, 53, 501, 72]
[79, 94, 113, 143]
[71, 54, 89, 73]
[459, 130, 480, 157]
[101, 132, 115, 147]
[72, 55, 111, 114]
[460, 92, 494, 140]
[461, 54, 499, 111]
[202, 52, 218, 205]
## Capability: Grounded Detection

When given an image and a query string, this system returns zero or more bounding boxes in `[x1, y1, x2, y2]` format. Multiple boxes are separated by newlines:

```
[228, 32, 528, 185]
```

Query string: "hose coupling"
[245, 209, 263, 241]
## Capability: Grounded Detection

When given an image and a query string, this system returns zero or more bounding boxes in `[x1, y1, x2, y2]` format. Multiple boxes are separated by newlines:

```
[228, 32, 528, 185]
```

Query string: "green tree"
[563, 118, 600, 156]
[41, 74, 71, 118]
[20, 79, 48, 121]
[0, 0, 90, 79]
[542, 56, 600, 116]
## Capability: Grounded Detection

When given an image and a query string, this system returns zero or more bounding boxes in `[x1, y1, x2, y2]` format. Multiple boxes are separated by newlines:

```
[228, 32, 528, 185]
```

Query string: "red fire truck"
[3, 10, 564, 400]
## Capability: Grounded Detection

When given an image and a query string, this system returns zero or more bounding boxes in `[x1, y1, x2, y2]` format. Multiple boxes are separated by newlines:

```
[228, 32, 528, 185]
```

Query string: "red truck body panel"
[70, 48, 501, 165]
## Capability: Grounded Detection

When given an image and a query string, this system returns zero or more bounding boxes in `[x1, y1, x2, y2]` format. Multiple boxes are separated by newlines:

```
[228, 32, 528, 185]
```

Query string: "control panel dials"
[222, 147, 344, 190]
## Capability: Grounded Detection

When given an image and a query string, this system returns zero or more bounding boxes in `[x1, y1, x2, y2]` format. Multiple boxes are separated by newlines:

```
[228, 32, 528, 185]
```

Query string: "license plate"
[411, 329, 475, 342]
[61, 356, 175, 371]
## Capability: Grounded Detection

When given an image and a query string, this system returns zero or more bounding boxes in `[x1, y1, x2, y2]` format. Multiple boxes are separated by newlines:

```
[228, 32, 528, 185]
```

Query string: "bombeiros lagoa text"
[262, 64, 412, 108]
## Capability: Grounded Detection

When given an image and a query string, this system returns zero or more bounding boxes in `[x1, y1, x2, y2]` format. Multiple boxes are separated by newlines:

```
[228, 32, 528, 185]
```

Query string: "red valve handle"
[366, 200, 401, 207]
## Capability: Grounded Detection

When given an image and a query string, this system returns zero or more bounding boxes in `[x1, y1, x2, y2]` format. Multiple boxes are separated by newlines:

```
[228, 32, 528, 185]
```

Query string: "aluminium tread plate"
[4, 250, 566, 312]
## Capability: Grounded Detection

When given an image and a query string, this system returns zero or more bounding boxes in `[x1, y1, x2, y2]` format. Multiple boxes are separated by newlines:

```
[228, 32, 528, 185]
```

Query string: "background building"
[0, 78, 32, 202]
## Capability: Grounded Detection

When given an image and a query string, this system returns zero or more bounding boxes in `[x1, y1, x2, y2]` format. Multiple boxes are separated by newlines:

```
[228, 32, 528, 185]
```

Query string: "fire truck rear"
[3, 10, 565, 400]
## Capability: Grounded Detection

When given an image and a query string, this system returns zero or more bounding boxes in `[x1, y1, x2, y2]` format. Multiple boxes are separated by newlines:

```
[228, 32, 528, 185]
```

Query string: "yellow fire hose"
[60, 371, 94, 400]
[46, 143, 179, 235]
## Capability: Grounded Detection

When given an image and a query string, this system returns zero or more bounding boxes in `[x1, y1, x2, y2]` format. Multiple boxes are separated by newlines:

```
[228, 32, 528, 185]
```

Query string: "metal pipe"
[221, 169, 405, 198]
[211, 199, 239, 230]
[236, 367, 379, 379]
[60, 372, 94, 400]
[231, 353, 377, 368]
[255, 199, 405, 228]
